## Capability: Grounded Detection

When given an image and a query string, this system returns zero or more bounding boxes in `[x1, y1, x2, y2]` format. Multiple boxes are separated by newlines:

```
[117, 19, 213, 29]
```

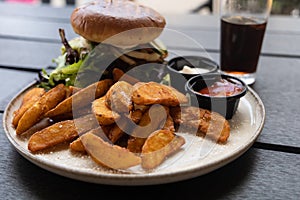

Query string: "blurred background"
[1, 0, 300, 17]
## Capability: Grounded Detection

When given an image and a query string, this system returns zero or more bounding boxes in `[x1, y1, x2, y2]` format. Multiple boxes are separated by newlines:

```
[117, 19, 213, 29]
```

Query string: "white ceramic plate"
[3, 82, 265, 185]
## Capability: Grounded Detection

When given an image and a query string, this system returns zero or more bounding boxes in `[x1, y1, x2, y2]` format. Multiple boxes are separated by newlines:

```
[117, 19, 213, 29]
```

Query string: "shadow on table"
[12, 148, 257, 200]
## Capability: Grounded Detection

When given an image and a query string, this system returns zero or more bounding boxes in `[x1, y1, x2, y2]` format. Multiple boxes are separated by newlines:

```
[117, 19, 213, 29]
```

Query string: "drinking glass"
[220, 0, 273, 85]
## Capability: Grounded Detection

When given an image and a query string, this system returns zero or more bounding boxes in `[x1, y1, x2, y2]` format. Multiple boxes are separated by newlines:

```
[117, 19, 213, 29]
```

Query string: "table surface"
[1, 2, 300, 200]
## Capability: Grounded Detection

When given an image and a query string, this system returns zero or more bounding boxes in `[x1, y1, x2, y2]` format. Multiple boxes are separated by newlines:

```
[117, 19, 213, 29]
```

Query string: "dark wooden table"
[1, 2, 300, 199]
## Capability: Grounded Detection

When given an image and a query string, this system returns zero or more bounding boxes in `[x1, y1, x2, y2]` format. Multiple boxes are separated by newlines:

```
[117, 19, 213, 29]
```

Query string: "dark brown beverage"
[221, 16, 267, 74]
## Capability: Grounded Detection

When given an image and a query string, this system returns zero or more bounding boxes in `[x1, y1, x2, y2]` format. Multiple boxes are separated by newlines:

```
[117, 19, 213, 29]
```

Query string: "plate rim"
[3, 82, 265, 185]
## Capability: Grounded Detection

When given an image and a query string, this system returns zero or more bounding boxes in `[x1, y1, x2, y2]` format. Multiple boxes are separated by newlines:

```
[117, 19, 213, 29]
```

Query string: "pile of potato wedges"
[12, 68, 230, 170]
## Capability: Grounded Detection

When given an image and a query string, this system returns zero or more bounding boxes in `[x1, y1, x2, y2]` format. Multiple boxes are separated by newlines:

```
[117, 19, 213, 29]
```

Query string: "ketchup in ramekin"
[185, 73, 247, 119]
[199, 79, 244, 97]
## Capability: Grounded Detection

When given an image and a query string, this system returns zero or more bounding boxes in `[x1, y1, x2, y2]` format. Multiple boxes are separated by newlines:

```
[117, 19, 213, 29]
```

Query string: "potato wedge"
[106, 112, 145, 144]
[49, 111, 74, 122]
[170, 106, 230, 143]
[28, 113, 99, 152]
[22, 88, 45, 104]
[65, 86, 81, 98]
[45, 79, 113, 118]
[73, 114, 100, 135]
[207, 111, 230, 143]
[28, 120, 77, 152]
[12, 87, 45, 127]
[133, 104, 149, 113]
[127, 104, 168, 153]
[108, 118, 127, 143]
[132, 82, 188, 106]
[50, 105, 92, 122]
[105, 81, 133, 113]
[16, 84, 66, 135]
[81, 132, 141, 169]
[100, 124, 114, 136]
[128, 109, 143, 124]
[92, 96, 120, 125]
[20, 118, 53, 138]
[112, 68, 139, 85]
[162, 113, 175, 132]
[69, 137, 86, 153]
[127, 137, 147, 153]
[130, 104, 167, 138]
[66, 86, 81, 97]
[70, 127, 109, 153]
[141, 130, 185, 170]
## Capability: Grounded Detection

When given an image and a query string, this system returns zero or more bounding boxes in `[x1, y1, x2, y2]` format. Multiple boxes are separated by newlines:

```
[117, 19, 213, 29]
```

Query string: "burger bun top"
[71, 0, 166, 48]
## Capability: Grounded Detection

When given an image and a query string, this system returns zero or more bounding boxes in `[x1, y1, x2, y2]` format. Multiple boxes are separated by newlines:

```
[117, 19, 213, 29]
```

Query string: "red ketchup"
[199, 79, 243, 97]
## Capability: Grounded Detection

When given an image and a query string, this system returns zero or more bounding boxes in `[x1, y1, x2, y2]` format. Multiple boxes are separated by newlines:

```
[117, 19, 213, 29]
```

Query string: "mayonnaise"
[179, 65, 209, 74]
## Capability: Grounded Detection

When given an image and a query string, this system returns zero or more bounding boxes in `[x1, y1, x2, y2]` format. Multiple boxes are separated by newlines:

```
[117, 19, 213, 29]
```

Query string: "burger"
[38, 0, 168, 89]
